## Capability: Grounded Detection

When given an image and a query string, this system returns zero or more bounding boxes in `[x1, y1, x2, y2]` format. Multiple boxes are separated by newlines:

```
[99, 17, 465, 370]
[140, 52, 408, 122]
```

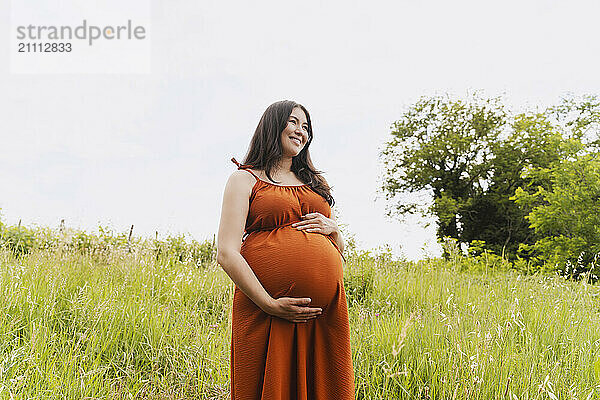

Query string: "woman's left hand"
[292, 212, 338, 235]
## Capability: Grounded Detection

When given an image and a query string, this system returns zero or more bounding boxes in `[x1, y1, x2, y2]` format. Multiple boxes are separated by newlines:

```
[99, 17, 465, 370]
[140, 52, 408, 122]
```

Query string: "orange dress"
[229, 157, 355, 400]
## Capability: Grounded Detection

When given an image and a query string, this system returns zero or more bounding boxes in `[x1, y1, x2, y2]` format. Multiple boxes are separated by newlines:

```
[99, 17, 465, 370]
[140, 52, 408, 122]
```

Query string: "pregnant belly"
[240, 227, 344, 309]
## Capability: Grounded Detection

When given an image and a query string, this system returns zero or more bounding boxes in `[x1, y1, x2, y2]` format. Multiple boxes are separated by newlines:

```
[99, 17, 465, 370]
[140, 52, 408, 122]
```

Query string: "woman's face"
[280, 107, 309, 157]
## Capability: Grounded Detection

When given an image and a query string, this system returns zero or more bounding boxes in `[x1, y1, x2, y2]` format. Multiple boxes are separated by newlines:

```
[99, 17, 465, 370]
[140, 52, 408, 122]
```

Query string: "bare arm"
[216, 171, 275, 312]
[216, 170, 322, 322]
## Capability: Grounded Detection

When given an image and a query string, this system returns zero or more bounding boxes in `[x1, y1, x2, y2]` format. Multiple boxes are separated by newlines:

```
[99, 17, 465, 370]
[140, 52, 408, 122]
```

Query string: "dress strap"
[231, 157, 261, 181]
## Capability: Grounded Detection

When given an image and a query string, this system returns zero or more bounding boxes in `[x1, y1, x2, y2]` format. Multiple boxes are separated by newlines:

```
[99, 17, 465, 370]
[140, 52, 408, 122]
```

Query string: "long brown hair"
[242, 100, 334, 206]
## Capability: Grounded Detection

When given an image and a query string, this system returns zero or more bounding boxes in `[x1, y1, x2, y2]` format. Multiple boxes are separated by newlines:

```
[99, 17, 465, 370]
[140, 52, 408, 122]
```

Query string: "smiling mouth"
[289, 137, 301, 145]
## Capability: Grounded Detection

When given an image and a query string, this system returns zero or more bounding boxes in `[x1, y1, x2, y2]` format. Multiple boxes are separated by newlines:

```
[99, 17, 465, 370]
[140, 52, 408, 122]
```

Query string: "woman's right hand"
[264, 297, 322, 323]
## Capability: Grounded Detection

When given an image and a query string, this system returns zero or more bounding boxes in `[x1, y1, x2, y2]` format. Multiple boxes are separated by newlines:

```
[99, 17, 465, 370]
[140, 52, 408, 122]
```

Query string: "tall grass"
[1, 230, 600, 399]
[348, 256, 600, 399]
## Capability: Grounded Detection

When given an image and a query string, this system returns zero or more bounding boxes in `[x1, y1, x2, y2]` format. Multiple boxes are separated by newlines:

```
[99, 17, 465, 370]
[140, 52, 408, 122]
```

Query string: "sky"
[1, 0, 599, 261]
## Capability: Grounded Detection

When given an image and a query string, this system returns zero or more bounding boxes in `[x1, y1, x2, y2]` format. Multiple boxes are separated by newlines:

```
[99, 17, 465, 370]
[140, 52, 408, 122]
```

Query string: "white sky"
[1, 0, 599, 260]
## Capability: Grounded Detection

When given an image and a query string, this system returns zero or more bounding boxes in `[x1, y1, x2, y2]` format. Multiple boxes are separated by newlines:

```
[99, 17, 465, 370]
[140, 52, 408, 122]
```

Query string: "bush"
[0, 221, 216, 268]
[511, 153, 600, 274]
[0, 225, 36, 258]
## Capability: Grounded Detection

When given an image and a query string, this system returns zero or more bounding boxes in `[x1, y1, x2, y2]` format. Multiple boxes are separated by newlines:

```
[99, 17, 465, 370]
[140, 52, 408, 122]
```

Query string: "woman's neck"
[274, 156, 293, 172]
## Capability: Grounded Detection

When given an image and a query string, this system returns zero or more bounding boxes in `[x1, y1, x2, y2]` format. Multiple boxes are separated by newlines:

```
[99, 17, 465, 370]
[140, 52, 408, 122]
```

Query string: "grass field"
[2, 244, 600, 399]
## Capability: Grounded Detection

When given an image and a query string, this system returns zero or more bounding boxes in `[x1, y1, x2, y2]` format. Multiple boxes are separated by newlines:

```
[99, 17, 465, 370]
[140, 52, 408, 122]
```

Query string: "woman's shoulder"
[226, 169, 258, 194]
[230, 168, 258, 182]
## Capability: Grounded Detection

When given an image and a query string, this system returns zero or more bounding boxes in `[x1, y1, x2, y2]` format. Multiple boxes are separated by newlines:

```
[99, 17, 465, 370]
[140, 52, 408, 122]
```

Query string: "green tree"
[380, 93, 506, 241]
[511, 153, 600, 275]
[459, 112, 571, 258]
[380, 93, 598, 262]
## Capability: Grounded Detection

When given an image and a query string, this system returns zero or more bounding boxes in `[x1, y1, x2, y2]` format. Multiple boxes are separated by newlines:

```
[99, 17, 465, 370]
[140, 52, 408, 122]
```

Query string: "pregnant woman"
[217, 100, 355, 399]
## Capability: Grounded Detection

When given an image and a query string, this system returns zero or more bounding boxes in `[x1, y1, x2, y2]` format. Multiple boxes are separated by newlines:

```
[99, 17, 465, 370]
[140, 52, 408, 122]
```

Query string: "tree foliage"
[380, 93, 600, 264]
[380, 93, 506, 239]
[511, 153, 600, 276]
